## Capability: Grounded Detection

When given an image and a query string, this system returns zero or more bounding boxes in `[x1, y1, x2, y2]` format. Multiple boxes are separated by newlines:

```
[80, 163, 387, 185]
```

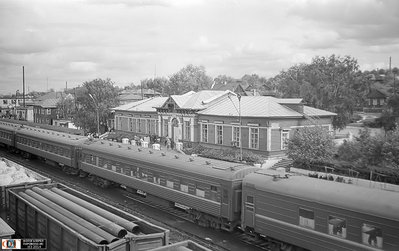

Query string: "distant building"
[112, 90, 336, 159]
[33, 92, 66, 125]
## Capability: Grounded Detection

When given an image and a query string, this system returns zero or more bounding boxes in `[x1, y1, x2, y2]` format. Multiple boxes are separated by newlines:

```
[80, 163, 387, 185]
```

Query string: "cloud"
[289, 0, 399, 45]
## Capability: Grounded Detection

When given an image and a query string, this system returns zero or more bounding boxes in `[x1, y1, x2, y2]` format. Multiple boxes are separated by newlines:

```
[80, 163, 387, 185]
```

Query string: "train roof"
[81, 139, 260, 181]
[16, 126, 88, 145]
[243, 169, 399, 221]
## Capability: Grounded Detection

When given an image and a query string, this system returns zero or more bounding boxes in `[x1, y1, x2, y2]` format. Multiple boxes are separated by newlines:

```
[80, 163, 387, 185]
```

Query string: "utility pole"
[22, 66, 25, 107]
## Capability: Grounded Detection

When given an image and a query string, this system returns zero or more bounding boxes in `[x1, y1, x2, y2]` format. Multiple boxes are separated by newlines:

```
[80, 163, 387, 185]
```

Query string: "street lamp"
[88, 93, 100, 136]
[227, 92, 243, 162]
[238, 94, 242, 162]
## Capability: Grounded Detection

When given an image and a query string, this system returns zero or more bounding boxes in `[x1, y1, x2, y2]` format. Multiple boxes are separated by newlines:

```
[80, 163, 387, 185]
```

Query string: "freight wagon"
[8, 183, 170, 251]
[0, 158, 51, 210]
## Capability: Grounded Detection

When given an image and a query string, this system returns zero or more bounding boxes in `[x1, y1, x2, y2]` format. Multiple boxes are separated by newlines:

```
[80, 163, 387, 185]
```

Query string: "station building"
[112, 90, 336, 159]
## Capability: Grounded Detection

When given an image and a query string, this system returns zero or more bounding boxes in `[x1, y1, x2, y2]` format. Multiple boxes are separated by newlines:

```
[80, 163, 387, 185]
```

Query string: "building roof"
[33, 92, 66, 108]
[302, 106, 337, 117]
[178, 90, 226, 110]
[198, 95, 335, 118]
[366, 88, 388, 99]
[118, 93, 143, 101]
[113, 97, 168, 112]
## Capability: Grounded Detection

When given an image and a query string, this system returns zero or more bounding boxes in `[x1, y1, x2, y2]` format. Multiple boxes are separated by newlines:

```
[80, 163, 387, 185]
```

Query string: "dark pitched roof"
[366, 88, 388, 99]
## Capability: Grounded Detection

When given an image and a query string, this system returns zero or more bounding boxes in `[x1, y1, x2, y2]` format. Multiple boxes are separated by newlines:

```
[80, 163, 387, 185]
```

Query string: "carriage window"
[328, 216, 346, 238]
[196, 187, 205, 197]
[362, 224, 383, 249]
[210, 185, 217, 191]
[247, 196, 254, 204]
[166, 180, 174, 189]
[299, 208, 314, 229]
[180, 184, 188, 192]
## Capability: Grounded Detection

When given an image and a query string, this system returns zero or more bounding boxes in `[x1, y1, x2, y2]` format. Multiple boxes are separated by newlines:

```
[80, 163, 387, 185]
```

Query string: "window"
[250, 128, 259, 149]
[180, 184, 188, 192]
[184, 121, 191, 140]
[146, 119, 151, 134]
[281, 130, 289, 150]
[46, 109, 51, 115]
[362, 224, 382, 249]
[216, 125, 223, 144]
[129, 118, 134, 132]
[299, 208, 314, 229]
[210, 185, 217, 191]
[163, 119, 168, 136]
[201, 124, 208, 143]
[328, 216, 346, 238]
[166, 180, 174, 189]
[232, 126, 240, 147]
[196, 188, 205, 197]
[137, 119, 141, 132]
[3, 100, 7, 104]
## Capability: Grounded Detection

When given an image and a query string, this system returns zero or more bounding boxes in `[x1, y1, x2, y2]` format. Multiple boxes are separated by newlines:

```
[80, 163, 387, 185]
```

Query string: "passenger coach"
[15, 126, 87, 172]
[79, 139, 260, 231]
[242, 170, 399, 251]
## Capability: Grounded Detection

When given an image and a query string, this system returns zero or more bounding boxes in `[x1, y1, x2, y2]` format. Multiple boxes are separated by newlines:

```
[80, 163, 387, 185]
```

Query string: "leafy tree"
[272, 55, 362, 129]
[73, 78, 119, 134]
[56, 94, 75, 120]
[213, 75, 236, 87]
[241, 74, 268, 89]
[168, 64, 213, 94]
[287, 125, 335, 167]
[141, 77, 169, 95]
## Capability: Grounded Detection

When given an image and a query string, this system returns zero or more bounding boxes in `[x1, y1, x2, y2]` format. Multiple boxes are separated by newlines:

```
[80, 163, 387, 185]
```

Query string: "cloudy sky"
[1, 0, 399, 94]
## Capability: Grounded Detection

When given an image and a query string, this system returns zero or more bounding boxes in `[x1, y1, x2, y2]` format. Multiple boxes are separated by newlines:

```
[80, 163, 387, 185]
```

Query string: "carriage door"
[244, 195, 255, 227]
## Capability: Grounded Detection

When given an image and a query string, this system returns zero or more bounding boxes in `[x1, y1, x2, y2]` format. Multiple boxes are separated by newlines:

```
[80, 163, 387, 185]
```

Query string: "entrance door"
[171, 118, 180, 143]
[244, 195, 255, 227]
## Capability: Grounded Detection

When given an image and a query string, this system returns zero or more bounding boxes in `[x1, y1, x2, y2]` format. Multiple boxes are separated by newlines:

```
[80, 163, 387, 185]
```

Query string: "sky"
[1, 0, 399, 94]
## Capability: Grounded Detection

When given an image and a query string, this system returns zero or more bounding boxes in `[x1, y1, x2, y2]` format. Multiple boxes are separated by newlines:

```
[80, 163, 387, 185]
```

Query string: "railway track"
[1, 150, 268, 251]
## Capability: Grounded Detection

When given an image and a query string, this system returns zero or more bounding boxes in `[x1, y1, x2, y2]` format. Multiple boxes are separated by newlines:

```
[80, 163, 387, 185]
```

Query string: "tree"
[168, 64, 213, 94]
[73, 78, 119, 134]
[141, 77, 169, 95]
[56, 94, 75, 120]
[287, 125, 335, 167]
[273, 55, 361, 129]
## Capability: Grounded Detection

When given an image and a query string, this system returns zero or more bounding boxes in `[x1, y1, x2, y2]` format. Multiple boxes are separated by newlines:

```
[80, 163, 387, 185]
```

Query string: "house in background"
[33, 92, 65, 125]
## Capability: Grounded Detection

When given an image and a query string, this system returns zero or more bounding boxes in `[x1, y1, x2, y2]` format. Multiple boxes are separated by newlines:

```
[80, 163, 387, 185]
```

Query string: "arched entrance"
[171, 118, 180, 144]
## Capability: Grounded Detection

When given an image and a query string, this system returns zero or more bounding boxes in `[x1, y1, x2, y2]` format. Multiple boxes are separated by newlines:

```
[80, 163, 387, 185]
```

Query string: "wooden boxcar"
[8, 183, 170, 251]
[15, 126, 87, 170]
[79, 139, 260, 231]
[241, 170, 399, 251]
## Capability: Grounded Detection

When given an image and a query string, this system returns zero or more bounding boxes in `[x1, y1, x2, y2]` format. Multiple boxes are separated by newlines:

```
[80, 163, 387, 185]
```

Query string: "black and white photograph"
[0, 0, 399, 250]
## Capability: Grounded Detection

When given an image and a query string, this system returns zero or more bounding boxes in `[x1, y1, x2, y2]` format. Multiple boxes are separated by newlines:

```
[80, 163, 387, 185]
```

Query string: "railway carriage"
[79, 139, 260, 231]
[0, 121, 19, 147]
[241, 170, 399, 251]
[14, 126, 87, 173]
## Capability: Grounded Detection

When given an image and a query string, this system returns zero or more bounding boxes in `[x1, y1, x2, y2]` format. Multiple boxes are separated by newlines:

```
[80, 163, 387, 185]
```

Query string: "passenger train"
[0, 120, 398, 251]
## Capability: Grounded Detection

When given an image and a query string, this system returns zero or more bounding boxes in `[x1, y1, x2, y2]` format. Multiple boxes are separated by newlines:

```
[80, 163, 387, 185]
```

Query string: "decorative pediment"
[159, 97, 180, 112]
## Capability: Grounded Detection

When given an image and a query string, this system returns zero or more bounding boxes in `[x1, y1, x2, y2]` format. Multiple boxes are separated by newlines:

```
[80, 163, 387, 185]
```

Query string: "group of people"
[131, 135, 175, 150]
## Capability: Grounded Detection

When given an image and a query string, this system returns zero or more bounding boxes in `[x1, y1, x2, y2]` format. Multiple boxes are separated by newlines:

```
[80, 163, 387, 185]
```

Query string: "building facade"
[113, 91, 336, 158]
